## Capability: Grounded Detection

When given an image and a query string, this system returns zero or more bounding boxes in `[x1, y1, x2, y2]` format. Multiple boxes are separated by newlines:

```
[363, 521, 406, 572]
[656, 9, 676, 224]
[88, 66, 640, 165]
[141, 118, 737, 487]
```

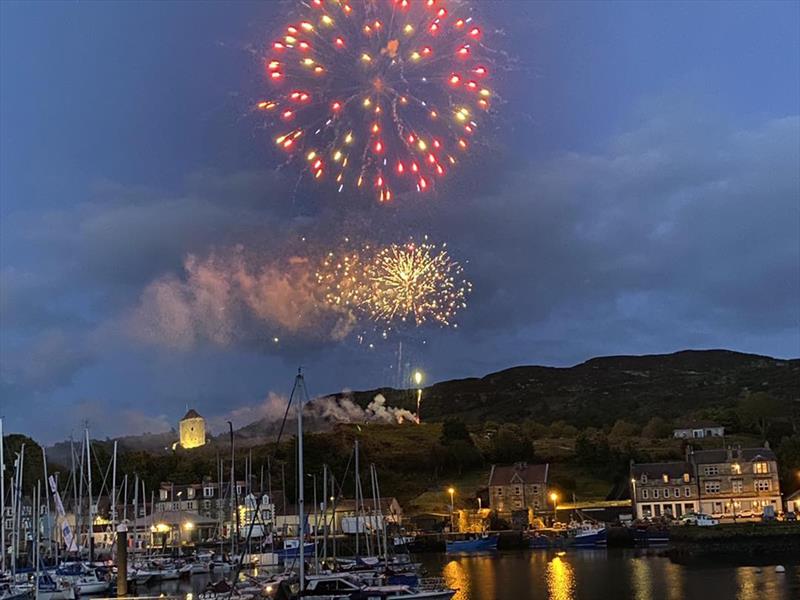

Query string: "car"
[784, 512, 797, 522]
[680, 513, 719, 527]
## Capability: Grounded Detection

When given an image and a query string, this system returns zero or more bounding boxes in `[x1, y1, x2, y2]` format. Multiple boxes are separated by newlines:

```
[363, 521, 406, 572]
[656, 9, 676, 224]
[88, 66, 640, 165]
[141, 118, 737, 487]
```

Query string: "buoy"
[775, 565, 786, 573]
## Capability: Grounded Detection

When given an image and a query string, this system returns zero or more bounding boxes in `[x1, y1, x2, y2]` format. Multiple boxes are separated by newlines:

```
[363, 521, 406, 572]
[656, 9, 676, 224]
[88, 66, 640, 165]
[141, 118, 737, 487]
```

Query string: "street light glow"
[413, 370, 423, 386]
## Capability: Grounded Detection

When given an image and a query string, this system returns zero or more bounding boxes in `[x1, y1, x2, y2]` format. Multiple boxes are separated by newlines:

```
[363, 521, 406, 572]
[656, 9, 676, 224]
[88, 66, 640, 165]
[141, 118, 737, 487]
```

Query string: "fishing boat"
[527, 532, 552, 549]
[275, 539, 317, 561]
[294, 574, 456, 599]
[569, 523, 607, 548]
[445, 533, 499, 554]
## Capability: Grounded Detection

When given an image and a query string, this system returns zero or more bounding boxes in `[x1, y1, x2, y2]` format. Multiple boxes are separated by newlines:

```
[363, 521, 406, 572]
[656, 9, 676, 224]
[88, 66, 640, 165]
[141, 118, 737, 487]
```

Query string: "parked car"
[784, 512, 796, 522]
[680, 513, 719, 526]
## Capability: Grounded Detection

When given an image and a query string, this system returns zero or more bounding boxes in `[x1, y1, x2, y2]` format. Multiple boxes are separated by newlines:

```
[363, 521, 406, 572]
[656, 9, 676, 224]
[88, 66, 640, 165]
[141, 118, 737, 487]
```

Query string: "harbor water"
[140, 549, 799, 600]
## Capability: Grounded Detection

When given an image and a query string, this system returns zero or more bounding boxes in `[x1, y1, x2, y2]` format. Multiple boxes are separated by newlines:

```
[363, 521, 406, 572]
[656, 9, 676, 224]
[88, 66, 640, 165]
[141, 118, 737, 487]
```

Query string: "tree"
[440, 418, 472, 445]
[738, 392, 783, 438]
[609, 420, 639, 439]
[641, 417, 671, 439]
[488, 424, 534, 463]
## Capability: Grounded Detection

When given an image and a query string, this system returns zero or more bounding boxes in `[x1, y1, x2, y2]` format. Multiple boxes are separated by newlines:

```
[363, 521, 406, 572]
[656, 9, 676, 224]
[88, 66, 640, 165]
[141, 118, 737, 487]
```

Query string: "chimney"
[764, 440, 770, 450]
[726, 446, 732, 461]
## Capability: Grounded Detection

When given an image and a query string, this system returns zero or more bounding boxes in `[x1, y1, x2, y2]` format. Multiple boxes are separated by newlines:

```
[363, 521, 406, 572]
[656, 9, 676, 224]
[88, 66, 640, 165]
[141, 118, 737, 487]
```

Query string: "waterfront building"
[630, 461, 700, 520]
[672, 422, 725, 439]
[630, 443, 782, 520]
[693, 446, 781, 517]
[488, 462, 549, 526]
[179, 408, 206, 449]
[332, 497, 403, 533]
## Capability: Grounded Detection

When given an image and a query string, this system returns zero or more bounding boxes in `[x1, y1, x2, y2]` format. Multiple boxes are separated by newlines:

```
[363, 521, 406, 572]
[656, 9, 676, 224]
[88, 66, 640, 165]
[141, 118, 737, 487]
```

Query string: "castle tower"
[179, 409, 206, 449]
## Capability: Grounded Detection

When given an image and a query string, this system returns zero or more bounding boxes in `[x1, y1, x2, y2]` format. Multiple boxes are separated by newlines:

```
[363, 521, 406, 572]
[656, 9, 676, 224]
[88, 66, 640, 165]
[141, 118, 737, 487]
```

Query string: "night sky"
[1, 1, 798, 442]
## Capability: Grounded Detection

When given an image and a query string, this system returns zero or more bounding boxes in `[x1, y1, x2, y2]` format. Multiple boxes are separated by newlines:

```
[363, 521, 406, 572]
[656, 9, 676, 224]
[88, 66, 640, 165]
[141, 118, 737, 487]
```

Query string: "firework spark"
[257, 0, 494, 201]
[317, 239, 471, 329]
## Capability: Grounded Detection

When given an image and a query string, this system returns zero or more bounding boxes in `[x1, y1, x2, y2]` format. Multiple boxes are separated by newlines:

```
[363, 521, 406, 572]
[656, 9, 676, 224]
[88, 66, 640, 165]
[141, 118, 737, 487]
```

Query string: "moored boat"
[445, 533, 499, 554]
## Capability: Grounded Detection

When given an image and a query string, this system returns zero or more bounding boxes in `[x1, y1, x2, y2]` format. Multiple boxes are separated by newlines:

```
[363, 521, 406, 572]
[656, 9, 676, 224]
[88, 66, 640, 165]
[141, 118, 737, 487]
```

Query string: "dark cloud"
[1, 103, 797, 441]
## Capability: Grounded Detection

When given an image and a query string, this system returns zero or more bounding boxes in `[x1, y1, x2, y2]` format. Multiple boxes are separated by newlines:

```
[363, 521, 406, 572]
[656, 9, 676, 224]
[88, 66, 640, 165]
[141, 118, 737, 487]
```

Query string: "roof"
[786, 489, 800, 501]
[333, 497, 401, 514]
[489, 463, 549, 486]
[692, 447, 777, 464]
[181, 409, 203, 420]
[673, 422, 724, 430]
[631, 461, 692, 480]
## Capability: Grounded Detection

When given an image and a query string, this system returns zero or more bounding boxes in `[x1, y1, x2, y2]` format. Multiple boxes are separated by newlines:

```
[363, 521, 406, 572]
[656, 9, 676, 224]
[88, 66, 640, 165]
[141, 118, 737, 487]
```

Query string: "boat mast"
[85, 426, 93, 556]
[354, 439, 359, 557]
[42, 447, 52, 561]
[291, 369, 308, 590]
[0, 417, 5, 574]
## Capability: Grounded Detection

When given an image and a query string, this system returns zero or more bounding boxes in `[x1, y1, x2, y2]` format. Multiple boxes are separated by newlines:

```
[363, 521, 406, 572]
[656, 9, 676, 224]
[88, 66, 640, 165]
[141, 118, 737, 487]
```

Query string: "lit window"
[683, 473, 690, 483]
[662, 474, 669, 483]
[731, 464, 741, 475]
[732, 479, 743, 493]
[754, 462, 769, 474]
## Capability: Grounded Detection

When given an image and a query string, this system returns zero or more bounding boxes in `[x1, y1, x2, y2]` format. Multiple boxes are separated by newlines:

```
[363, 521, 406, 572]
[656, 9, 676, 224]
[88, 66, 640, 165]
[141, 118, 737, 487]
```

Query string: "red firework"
[257, 0, 494, 202]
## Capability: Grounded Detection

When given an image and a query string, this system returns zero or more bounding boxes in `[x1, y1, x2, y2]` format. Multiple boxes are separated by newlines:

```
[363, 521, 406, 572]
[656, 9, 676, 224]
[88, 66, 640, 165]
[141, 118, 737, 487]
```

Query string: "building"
[630, 461, 700, 520]
[672, 422, 725, 439]
[488, 462, 549, 526]
[331, 497, 403, 534]
[630, 443, 782, 520]
[785, 489, 800, 514]
[179, 408, 206, 449]
[693, 446, 781, 517]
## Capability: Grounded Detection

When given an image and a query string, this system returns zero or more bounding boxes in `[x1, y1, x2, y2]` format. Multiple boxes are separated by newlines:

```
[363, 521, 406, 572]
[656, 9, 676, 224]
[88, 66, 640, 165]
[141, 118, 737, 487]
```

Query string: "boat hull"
[445, 534, 499, 554]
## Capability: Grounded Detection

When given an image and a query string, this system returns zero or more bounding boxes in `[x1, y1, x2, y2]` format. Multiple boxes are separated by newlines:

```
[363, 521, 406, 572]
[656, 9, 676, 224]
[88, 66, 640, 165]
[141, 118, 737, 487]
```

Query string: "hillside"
[336, 350, 799, 427]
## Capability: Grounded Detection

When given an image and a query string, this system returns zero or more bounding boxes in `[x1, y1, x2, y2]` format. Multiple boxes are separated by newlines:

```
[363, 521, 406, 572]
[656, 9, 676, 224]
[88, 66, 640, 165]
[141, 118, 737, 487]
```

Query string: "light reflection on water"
[423, 550, 799, 600]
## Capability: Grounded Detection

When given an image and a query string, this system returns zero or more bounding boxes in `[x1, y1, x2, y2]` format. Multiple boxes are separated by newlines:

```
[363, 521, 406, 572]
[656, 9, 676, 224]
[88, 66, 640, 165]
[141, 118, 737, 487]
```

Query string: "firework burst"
[317, 238, 471, 329]
[257, 0, 494, 201]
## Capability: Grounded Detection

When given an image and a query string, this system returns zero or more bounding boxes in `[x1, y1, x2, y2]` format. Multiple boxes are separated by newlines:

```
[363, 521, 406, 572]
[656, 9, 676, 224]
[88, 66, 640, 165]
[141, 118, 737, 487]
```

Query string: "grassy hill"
[337, 349, 799, 427]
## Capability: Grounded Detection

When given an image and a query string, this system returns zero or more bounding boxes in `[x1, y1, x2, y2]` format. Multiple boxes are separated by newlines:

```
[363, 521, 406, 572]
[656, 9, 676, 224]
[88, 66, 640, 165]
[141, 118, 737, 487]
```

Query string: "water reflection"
[545, 555, 575, 600]
[443, 559, 471, 600]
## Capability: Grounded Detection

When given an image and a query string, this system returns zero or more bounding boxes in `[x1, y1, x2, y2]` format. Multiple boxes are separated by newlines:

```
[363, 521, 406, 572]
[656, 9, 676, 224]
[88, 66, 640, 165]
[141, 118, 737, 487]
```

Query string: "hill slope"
[336, 350, 799, 427]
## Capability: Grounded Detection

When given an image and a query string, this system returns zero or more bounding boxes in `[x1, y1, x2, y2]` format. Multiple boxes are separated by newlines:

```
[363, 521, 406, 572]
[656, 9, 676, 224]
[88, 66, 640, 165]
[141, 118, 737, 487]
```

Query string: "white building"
[673, 423, 725, 439]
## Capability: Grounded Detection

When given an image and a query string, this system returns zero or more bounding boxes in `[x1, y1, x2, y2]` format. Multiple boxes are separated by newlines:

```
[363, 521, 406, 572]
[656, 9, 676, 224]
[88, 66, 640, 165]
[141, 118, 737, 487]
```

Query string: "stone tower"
[179, 409, 206, 449]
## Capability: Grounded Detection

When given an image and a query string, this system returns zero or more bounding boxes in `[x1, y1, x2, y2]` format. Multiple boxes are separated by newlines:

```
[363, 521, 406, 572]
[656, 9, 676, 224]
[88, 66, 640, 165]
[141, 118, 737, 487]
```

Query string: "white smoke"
[307, 393, 416, 424]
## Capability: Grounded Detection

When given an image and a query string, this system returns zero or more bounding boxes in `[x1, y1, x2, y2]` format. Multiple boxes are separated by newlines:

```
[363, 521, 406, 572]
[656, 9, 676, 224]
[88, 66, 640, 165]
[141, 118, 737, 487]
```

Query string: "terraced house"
[693, 446, 781, 517]
[630, 443, 782, 520]
[488, 462, 549, 526]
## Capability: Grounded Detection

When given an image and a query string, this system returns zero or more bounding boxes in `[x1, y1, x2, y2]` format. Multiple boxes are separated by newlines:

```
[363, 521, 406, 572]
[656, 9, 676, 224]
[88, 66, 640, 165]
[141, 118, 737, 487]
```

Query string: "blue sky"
[1, 1, 798, 442]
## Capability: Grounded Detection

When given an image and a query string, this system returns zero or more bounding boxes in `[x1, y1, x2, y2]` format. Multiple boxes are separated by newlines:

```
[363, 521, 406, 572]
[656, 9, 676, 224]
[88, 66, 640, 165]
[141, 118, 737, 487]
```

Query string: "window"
[236, 485, 243, 496]
[654, 505, 662, 517]
[187, 501, 195, 510]
[684, 503, 694, 512]
[532, 485, 539, 494]
[663, 488, 670, 499]
[653, 489, 660, 499]
[159, 489, 169, 501]
[704, 481, 721, 494]
[641, 474, 648, 484]
[755, 480, 771, 492]
[514, 486, 522, 495]
[684, 487, 691, 498]
[496, 488, 503, 496]
[662, 474, 669, 483]
[704, 466, 719, 476]
[187, 488, 196, 499]
[754, 462, 769, 474]
[731, 479, 743, 494]
[642, 489, 649, 500]
[204, 486, 214, 498]
[642, 505, 652, 518]
[731, 464, 741, 475]
[204, 500, 212, 510]
[683, 473, 690, 483]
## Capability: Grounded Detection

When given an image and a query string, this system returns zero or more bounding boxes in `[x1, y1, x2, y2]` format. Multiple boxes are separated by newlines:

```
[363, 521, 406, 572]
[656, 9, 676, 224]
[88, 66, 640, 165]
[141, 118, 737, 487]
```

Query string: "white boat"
[73, 573, 110, 596]
[297, 574, 456, 600]
[14, 575, 75, 600]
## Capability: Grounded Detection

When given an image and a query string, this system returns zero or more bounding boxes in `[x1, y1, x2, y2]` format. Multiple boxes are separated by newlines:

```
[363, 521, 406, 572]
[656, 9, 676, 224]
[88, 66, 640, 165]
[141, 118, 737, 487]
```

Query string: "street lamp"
[630, 478, 637, 519]
[413, 370, 424, 424]
[550, 492, 559, 524]
[448, 487, 455, 530]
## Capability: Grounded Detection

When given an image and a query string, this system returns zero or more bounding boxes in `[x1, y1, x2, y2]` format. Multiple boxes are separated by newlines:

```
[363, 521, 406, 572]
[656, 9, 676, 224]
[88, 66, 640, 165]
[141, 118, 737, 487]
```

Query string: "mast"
[291, 369, 308, 590]
[111, 441, 118, 546]
[42, 447, 52, 561]
[85, 427, 92, 554]
[228, 421, 236, 559]
[0, 417, 5, 574]
[354, 440, 360, 557]
[133, 474, 139, 553]
[322, 464, 328, 564]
